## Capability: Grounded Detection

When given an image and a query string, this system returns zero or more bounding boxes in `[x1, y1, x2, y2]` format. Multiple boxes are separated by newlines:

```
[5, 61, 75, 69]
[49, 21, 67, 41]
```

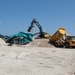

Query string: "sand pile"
[0, 46, 75, 75]
[27, 38, 54, 47]
[0, 38, 8, 46]
[0, 38, 54, 47]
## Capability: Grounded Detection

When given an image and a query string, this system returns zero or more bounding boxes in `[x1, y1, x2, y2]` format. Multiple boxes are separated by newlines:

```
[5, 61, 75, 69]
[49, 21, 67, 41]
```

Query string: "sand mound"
[27, 38, 54, 47]
[0, 38, 8, 46]
[0, 38, 5, 42]
[0, 38, 54, 47]
[0, 47, 75, 75]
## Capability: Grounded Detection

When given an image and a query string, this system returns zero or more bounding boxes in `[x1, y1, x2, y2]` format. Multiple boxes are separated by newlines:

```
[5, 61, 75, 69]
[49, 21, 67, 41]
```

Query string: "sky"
[0, 0, 75, 36]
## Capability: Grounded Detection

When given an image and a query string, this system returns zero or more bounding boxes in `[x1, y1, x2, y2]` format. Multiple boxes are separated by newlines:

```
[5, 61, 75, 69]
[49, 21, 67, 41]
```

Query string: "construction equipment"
[0, 32, 33, 45]
[27, 18, 50, 38]
[49, 28, 66, 47]
[49, 28, 75, 48]
[0, 34, 9, 42]
[64, 36, 75, 48]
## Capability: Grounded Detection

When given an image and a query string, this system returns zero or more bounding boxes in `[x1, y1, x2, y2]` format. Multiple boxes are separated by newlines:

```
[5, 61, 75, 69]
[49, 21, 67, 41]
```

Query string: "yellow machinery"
[49, 28, 66, 47]
[65, 36, 75, 48]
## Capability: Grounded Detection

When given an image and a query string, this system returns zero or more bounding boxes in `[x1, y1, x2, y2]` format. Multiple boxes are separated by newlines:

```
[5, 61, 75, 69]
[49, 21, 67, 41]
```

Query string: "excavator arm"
[28, 18, 43, 34]
[28, 18, 50, 38]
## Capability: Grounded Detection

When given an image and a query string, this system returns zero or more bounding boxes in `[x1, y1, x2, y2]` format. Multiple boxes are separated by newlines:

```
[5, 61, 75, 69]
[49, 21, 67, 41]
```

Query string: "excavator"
[27, 18, 50, 38]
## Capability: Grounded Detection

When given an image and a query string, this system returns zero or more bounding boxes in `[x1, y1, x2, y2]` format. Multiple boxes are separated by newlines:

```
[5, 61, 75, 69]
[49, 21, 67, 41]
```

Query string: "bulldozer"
[27, 18, 50, 38]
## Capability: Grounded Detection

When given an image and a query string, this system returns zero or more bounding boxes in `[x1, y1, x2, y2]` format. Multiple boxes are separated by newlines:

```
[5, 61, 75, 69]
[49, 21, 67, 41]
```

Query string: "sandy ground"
[0, 38, 75, 75]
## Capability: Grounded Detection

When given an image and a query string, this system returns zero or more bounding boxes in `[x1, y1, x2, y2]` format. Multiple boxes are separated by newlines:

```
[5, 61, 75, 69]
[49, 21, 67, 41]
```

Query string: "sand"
[0, 38, 75, 75]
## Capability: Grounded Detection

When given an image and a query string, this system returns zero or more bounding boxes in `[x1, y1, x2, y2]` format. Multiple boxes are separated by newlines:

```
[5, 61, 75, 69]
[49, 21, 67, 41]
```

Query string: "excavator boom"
[28, 18, 43, 33]
[28, 18, 50, 38]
